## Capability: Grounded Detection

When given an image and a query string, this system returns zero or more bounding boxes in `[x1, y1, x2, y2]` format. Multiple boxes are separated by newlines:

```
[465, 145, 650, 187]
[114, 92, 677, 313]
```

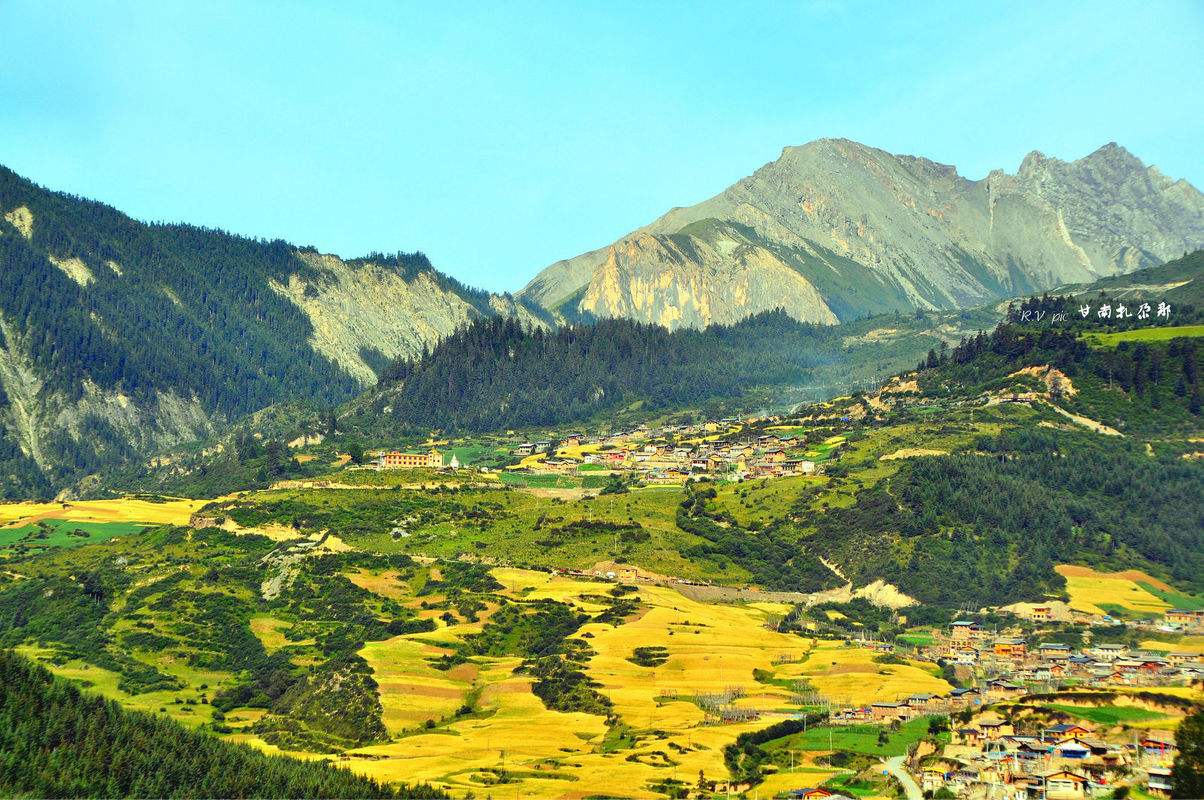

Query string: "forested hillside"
[806, 427, 1203, 606]
[0, 165, 532, 498]
[1061, 247, 1204, 307]
[0, 649, 445, 798]
[353, 309, 975, 435]
[798, 305, 1203, 606]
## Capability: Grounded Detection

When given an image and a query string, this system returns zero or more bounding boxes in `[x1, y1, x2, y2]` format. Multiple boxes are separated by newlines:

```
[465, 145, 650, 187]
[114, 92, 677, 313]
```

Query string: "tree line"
[0, 649, 446, 798]
[368, 310, 851, 433]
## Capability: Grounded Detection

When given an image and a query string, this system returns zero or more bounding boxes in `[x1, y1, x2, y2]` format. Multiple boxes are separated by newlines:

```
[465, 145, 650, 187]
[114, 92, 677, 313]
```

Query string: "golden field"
[0, 497, 208, 527]
[1055, 564, 1171, 616]
[303, 567, 951, 799]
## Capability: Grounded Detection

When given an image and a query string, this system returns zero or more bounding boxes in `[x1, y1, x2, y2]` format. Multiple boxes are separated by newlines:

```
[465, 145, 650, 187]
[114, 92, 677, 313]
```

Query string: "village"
[370, 412, 832, 483]
[353, 407, 1204, 800]
[797, 614, 1202, 800]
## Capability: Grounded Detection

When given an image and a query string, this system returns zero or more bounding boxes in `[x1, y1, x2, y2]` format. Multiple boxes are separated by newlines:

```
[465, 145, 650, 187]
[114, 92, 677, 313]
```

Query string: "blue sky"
[1, 1, 1201, 292]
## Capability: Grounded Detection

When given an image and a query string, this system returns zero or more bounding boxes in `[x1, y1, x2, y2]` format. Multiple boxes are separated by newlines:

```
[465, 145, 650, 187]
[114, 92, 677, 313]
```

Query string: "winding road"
[884, 755, 923, 800]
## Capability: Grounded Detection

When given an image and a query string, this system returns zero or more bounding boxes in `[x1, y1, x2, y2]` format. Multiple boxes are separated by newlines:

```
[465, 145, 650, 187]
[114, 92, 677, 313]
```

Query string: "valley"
[4, 6, 1204, 797]
[0, 294, 1200, 798]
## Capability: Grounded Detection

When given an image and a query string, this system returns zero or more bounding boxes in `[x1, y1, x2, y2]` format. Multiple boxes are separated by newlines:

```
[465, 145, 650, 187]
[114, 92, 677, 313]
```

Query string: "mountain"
[0, 165, 545, 497]
[521, 139, 1204, 328]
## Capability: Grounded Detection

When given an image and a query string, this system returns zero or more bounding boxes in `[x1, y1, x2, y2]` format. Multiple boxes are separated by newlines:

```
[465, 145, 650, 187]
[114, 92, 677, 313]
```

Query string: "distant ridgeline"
[0, 649, 446, 799]
[357, 310, 929, 434]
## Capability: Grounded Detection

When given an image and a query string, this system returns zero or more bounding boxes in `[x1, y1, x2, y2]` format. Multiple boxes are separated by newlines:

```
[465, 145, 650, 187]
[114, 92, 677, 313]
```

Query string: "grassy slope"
[1081, 324, 1204, 346]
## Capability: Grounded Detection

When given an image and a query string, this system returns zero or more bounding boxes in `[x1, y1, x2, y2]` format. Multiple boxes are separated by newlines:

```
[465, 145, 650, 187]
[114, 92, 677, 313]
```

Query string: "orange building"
[380, 449, 443, 469]
[993, 638, 1027, 657]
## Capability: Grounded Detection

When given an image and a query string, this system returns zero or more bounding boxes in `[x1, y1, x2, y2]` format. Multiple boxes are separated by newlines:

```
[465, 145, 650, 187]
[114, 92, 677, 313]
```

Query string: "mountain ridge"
[0, 164, 544, 496]
[520, 138, 1204, 328]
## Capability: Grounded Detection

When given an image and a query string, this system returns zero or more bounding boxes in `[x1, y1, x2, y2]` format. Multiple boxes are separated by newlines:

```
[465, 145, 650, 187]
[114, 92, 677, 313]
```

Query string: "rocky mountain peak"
[522, 138, 1204, 329]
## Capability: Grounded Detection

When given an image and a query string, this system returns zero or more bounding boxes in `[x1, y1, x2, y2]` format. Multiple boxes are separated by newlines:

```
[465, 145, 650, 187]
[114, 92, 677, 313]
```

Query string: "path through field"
[884, 755, 923, 800]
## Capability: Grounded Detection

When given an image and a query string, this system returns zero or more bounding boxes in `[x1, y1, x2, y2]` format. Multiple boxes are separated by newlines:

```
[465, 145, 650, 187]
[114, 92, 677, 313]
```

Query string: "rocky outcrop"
[522, 139, 1204, 328]
[0, 311, 221, 490]
[270, 252, 481, 384]
[579, 228, 838, 327]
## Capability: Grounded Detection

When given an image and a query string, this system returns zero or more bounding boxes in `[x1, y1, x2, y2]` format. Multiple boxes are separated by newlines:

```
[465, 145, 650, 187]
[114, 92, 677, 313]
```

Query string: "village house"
[761, 448, 787, 463]
[950, 620, 981, 642]
[949, 686, 982, 707]
[1041, 770, 1089, 799]
[985, 679, 1027, 700]
[1039, 642, 1072, 660]
[869, 701, 906, 722]
[921, 767, 948, 794]
[976, 716, 1014, 740]
[1115, 657, 1167, 675]
[784, 788, 837, 800]
[906, 694, 937, 713]
[1140, 732, 1177, 759]
[1014, 739, 1052, 761]
[954, 727, 983, 746]
[1091, 643, 1127, 661]
[1147, 765, 1173, 796]
[1051, 737, 1095, 760]
[993, 637, 1028, 658]
[1165, 608, 1203, 629]
[1042, 723, 1093, 741]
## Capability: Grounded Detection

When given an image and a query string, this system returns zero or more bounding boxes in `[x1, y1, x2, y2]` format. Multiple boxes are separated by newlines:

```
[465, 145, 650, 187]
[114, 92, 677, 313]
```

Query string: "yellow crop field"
[776, 639, 950, 706]
[757, 767, 845, 796]
[249, 616, 315, 651]
[1056, 564, 1171, 616]
[0, 497, 207, 527]
[359, 636, 476, 732]
[557, 443, 602, 460]
[345, 569, 410, 600]
[344, 656, 612, 798]
[327, 568, 907, 798]
[1141, 637, 1204, 654]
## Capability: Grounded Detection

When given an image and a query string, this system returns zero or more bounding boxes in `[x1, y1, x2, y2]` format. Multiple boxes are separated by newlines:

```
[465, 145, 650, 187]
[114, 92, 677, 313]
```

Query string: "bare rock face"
[522, 139, 1204, 328]
[270, 252, 480, 384]
[270, 252, 551, 384]
[579, 228, 837, 328]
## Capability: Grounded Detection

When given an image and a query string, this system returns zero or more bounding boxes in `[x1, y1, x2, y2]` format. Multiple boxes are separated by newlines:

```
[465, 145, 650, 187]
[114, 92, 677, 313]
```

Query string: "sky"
[1, 1, 1201, 293]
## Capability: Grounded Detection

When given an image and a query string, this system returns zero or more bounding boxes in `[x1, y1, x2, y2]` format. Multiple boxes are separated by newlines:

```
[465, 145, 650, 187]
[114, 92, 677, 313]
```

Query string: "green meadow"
[1081, 324, 1204, 347]
[0, 519, 146, 554]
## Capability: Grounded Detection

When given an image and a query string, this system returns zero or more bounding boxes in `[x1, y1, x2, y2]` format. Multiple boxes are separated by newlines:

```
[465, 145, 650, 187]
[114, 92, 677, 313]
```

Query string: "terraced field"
[1055, 564, 1173, 617]
[0, 497, 206, 527]
[285, 566, 941, 799]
